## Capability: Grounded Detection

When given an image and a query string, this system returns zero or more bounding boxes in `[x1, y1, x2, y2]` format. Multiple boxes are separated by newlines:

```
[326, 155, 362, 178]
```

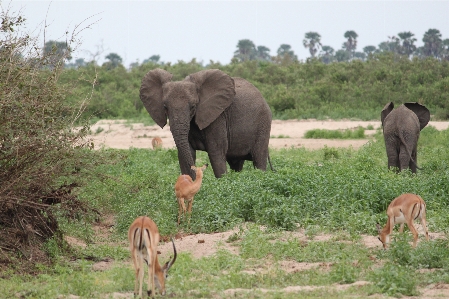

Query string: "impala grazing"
[128, 216, 177, 298]
[174, 164, 208, 225]
[376, 193, 429, 249]
[151, 137, 163, 149]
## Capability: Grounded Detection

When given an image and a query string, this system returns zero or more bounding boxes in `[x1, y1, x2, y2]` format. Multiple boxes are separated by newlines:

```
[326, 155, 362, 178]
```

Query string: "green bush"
[60, 54, 449, 121]
[0, 8, 100, 263]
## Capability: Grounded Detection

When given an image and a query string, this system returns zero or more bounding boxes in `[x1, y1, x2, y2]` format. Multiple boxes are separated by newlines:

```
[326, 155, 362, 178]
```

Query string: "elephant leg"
[204, 117, 228, 178]
[387, 151, 400, 173]
[251, 123, 270, 171]
[399, 144, 411, 172]
[208, 154, 227, 178]
[251, 147, 268, 171]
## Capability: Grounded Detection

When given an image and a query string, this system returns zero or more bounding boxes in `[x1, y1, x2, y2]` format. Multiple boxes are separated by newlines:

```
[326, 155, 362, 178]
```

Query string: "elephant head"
[381, 102, 430, 173]
[140, 68, 236, 178]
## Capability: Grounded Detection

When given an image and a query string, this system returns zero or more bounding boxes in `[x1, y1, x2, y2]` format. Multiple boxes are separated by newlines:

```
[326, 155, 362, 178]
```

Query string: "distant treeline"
[60, 53, 449, 121]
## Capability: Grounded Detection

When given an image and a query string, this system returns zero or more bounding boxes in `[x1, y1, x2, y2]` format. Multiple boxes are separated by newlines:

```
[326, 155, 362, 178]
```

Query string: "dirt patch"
[158, 229, 240, 260]
[279, 260, 333, 273]
[223, 280, 373, 296]
[87, 119, 449, 150]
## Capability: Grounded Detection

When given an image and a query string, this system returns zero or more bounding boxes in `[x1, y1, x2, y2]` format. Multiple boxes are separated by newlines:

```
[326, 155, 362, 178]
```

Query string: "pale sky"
[7, 0, 449, 66]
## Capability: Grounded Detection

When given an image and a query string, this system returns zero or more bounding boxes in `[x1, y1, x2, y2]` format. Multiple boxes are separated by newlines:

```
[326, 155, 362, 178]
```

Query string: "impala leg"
[138, 252, 144, 297]
[131, 248, 140, 297]
[420, 215, 429, 241]
[399, 223, 405, 233]
[148, 261, 155, 298]
[407, 220, 419, 248]
[178, 198, 186, 225]
[187, 198, 194, 224]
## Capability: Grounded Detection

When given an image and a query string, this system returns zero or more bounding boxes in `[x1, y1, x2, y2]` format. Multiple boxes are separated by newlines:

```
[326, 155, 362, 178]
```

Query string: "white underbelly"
[394, 213, 406, 224]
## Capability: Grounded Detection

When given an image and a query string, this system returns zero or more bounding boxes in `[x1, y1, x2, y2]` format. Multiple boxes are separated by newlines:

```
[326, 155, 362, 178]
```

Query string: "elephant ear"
[404, 102, 430, 130]
[187, 69, 235, 130]
[140, 68, 173, 128]
[381, 102, 394, 126]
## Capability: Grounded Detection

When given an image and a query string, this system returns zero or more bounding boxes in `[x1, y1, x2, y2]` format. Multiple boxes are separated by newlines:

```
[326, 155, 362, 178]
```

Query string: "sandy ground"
[88, 119, 449, 150]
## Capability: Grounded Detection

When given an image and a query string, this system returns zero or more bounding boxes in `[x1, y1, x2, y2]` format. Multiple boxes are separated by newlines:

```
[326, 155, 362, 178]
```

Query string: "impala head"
[154, 238, 177, 296]
[191, 163, 208, 173]
[376, 223, 389, 249]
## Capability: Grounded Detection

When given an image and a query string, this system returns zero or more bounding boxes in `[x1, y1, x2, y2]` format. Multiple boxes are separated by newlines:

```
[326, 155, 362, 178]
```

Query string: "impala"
[128, 216, 177, 298]
[174, 164, 208, 225]
[151, 137, 163, 149]
[376, 193, 429, 249]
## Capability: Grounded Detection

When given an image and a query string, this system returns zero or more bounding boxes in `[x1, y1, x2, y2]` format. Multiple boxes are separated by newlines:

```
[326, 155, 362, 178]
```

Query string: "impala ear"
[381, 102, 394, 126]
[404, 102, 430, 131]
[140, 68, 173, 128]
[186, 69, 235, 130]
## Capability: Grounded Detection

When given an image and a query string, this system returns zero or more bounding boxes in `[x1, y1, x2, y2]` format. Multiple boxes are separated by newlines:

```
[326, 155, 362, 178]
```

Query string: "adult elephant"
[381, 102, 430, 173]
[140, 68, 272, 179]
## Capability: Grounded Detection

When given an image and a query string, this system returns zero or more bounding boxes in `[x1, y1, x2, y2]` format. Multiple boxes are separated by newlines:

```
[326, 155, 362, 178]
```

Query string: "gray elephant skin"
[381, 102, 430, 173]
[140, 68, 272, 179]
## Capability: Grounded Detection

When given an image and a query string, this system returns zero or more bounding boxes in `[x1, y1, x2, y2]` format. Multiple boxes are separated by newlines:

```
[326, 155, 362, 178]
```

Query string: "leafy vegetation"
[1, 126, 448, 297]
[59, 55, 449, 122]
[0, 8, 100, 265]
[304, 127, 366, 139]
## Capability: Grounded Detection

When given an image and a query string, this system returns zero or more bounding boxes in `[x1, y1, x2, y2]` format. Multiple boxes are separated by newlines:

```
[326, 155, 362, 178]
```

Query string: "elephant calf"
[381, 102, 430, 173]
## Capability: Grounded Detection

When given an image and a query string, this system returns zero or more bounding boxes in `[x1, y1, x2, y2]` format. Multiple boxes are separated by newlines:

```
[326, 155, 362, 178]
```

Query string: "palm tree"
[343, 30, 358, 58]
[363, 45, 376, 55]
[442, 39, 449, 61]
[234, 39, 256, 61]
[319, 45, 334, 64]
[397, 31, 417, 57]
[256, 45, 271, 61]
[303, 31, 322, 58]
[335, 49, 350, 62]
[422, 28, 443, 58]
[277, 44, 297, 60]
[377, 37, 400, 54]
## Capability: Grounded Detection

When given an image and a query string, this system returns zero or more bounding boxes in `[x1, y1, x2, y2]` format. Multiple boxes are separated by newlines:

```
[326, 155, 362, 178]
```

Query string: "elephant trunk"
[170, 125, 196, 180]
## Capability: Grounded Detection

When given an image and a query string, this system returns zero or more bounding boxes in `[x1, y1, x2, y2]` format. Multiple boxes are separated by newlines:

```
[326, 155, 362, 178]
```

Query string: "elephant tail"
[398, 132, 422, 171]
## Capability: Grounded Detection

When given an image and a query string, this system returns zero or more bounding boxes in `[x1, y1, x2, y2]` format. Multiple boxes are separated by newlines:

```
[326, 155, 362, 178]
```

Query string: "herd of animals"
[127, 69, 432, 297]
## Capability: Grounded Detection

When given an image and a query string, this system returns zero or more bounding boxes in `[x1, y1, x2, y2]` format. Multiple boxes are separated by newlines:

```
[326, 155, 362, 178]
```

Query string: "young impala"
[151, 137, 163, 149]
[376, 193, 429, 249]
[128, 216, 177, 298]
[174, 164, 208, 225]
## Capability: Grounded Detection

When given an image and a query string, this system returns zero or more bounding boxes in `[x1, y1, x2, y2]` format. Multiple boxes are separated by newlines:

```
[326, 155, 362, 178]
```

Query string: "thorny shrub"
[0, 7, 98, 266]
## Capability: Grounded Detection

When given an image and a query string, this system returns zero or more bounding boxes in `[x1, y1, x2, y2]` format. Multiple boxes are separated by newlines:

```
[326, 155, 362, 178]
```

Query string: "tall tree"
[422, 28, 443, 58]
[255, 45, 271, 61]
[43, 40, 71, 67]
[343, 30, 358, 58]
[397, 31, 417, 57]
[303, 31, 322, 58]
[319, 45, 334, 64]
[234, 39, 256, 61]
[103, 52, 123, 69]
[442, 39, 449, 61]
[143, 55, 161, 64]
[363, 45, 376, 55]
[377, 36, 400, 54]
[335, 49, 350, 62]
[277, 44, 297, 60]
